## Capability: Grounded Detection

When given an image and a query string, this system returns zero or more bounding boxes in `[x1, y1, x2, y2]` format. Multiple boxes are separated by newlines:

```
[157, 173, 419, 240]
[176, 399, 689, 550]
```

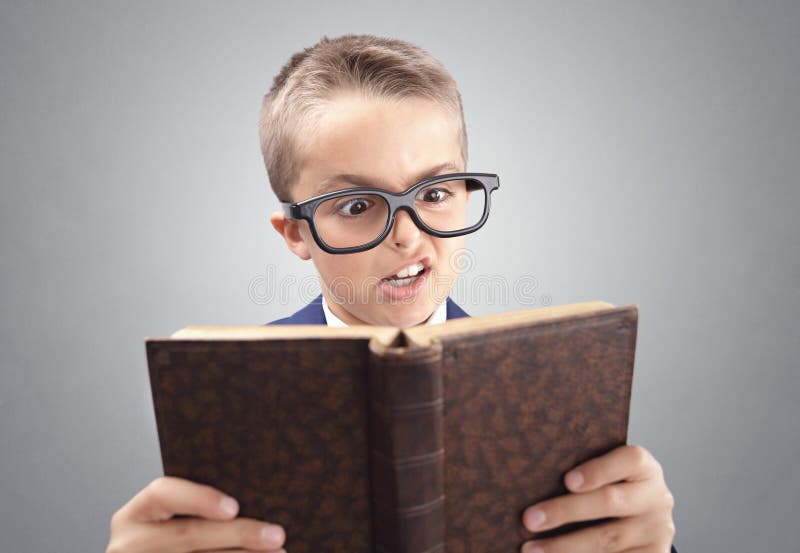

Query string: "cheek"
[315, 251, 375, 283]
[435, 237, 467, 274]
[300, 224, 366, 275]
[317, 252, 383, 304]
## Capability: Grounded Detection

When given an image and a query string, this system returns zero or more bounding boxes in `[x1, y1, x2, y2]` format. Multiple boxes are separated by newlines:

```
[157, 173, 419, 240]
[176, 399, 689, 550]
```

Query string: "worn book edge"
[159, 301, 618, 349]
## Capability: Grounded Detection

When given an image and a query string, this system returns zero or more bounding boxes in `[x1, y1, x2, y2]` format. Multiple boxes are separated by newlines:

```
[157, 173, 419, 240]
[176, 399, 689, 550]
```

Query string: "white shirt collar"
[321, 295, 448, 327]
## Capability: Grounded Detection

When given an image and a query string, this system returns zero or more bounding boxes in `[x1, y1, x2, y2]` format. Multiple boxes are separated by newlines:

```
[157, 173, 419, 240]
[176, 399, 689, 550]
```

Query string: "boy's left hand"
[520, 444, 675, 553]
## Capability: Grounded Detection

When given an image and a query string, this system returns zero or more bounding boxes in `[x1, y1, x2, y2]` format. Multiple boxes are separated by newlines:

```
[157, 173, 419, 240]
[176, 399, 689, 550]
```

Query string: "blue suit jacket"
[267, 294, 470, 325]
[266, 295, 678, 553]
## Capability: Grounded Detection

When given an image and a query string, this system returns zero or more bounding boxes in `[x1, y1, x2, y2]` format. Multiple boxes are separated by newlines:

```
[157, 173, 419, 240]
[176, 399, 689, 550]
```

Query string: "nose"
[388, 208, 422, 249]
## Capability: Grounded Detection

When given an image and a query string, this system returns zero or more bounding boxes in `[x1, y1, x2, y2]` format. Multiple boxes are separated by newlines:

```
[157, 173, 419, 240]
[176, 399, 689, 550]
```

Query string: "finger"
[564, 445, 663, 493]
[166, 517, 285, 552]
[521, 514, 654, 553]
[117, 476, 240, 523]
[523, 480, 660, 532]
[122, 517, 286, 553]
[200, 550, 286, 553]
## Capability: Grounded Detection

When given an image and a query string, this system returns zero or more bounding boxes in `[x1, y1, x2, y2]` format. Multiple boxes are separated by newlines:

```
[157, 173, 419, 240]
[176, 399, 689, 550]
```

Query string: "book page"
[404, 301, 620, 346]
[167, 324, 400, 346]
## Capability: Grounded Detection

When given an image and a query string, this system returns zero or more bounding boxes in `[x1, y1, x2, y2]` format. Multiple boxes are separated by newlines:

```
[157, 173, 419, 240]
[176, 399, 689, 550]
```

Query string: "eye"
[417, 187, 451, 204]
[335, 197, 374, 216]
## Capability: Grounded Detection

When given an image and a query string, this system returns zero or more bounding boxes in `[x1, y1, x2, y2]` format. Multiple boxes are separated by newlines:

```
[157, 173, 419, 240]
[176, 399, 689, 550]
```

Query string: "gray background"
[1, 1, 798, 552]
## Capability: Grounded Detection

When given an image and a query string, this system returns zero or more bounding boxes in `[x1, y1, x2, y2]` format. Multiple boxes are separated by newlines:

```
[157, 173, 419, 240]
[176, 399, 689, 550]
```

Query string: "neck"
[321, 289, 370, 325]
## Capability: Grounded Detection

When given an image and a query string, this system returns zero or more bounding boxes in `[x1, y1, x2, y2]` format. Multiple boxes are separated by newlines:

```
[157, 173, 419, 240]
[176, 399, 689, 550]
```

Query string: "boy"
[107, 35, 676, 553]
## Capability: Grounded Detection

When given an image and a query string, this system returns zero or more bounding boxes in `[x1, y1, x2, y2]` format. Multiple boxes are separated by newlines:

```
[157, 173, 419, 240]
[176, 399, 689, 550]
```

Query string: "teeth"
[386, 276, 417, 287]
[395, 262, 424, 279]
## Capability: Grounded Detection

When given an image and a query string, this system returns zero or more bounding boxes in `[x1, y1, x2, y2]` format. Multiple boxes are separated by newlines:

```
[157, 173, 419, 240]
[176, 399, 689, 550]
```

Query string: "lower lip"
[378, 270, 429, 301]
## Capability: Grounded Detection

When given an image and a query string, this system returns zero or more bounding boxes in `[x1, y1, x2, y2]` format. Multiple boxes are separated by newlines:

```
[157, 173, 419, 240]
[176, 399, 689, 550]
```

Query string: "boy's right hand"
[106, 476, 286, 553]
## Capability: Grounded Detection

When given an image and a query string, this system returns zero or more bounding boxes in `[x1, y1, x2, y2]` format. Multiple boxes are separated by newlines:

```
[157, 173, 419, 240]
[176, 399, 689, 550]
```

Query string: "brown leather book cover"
[146, 302, 637, 553]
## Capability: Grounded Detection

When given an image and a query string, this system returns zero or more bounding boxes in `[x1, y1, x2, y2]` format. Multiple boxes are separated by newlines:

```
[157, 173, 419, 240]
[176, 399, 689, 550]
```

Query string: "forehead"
[292, 93, 463, 200]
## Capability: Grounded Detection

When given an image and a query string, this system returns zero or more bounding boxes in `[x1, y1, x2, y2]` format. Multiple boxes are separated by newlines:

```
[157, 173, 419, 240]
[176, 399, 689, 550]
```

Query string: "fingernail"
[524, 508, 546, 530]
[565, 470, 583, 490]
[522, 542, 544, 553]
[219, 496, 238, 516]
[261, 524, 285, 546]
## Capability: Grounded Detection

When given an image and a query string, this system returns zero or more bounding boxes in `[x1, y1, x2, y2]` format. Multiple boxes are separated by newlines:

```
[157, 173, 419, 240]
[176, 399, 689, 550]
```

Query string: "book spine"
[368, 339, 445, 553]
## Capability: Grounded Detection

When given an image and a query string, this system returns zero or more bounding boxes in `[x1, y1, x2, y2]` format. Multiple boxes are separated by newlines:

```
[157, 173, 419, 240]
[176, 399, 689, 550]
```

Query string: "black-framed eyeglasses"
[281, 172, 500, 254]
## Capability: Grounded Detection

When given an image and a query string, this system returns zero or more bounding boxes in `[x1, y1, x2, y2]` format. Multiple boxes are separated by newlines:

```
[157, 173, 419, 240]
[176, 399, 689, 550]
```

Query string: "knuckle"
[652, 458, 665, 479]
[109, 509, 124, 531]
[628, 444, 651, 467]
[661, 514, 677, 539]
[173, 518, 203, 550]
[663, 489, 676, 510]
[650, 511, 676, 544]
[667, 518, 677, 538]
[145, 476, 170, 498]
[601, 486, 625, 513]
[630, 444, 664, 477]
[596, 524, 624, 552]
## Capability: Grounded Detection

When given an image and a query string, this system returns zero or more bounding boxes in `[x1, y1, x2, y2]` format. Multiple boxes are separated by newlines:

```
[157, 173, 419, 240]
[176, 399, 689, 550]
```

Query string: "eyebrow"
[315, 161, 462, 195]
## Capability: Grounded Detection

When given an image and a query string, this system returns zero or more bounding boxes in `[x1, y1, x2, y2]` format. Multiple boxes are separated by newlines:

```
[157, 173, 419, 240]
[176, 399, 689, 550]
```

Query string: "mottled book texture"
[146, 302, 638, 553]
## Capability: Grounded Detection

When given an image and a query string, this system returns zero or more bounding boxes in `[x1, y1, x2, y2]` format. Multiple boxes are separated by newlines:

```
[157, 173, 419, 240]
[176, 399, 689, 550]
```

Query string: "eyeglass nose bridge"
[386, 194, 431, 230]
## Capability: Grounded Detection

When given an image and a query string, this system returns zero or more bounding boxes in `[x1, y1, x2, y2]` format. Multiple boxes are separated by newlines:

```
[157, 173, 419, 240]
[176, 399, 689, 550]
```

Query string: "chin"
[375, 302, 434, 328]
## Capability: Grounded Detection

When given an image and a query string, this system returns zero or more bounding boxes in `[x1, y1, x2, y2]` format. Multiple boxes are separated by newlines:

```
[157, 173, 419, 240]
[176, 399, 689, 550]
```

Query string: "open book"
[146, 301, 638, 553]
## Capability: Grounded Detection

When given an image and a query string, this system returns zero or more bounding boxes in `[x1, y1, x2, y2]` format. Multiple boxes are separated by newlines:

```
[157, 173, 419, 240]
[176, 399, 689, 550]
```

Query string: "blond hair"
[258, 34, 468, 201]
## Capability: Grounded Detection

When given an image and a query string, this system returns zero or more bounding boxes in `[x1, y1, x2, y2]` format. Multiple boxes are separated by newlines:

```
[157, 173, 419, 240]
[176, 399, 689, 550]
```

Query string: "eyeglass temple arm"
[280, 202, 301, 220]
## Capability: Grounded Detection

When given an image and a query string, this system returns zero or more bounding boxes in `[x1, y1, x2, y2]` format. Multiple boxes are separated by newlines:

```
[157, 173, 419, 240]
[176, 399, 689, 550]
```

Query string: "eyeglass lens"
[313, 178, 486, 249]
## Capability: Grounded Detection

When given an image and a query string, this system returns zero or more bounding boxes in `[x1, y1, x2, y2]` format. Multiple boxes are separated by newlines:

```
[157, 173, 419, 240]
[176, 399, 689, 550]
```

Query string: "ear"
[270, 211, 311, 260]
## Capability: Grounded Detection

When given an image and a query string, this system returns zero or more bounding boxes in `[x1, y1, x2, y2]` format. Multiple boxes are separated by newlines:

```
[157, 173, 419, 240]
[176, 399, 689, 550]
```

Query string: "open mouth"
[381, 261, 427, 288]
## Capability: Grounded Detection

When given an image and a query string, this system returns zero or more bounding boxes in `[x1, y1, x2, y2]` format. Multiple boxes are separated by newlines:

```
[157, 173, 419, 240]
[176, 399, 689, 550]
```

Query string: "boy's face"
[270, 93, 467, 328]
